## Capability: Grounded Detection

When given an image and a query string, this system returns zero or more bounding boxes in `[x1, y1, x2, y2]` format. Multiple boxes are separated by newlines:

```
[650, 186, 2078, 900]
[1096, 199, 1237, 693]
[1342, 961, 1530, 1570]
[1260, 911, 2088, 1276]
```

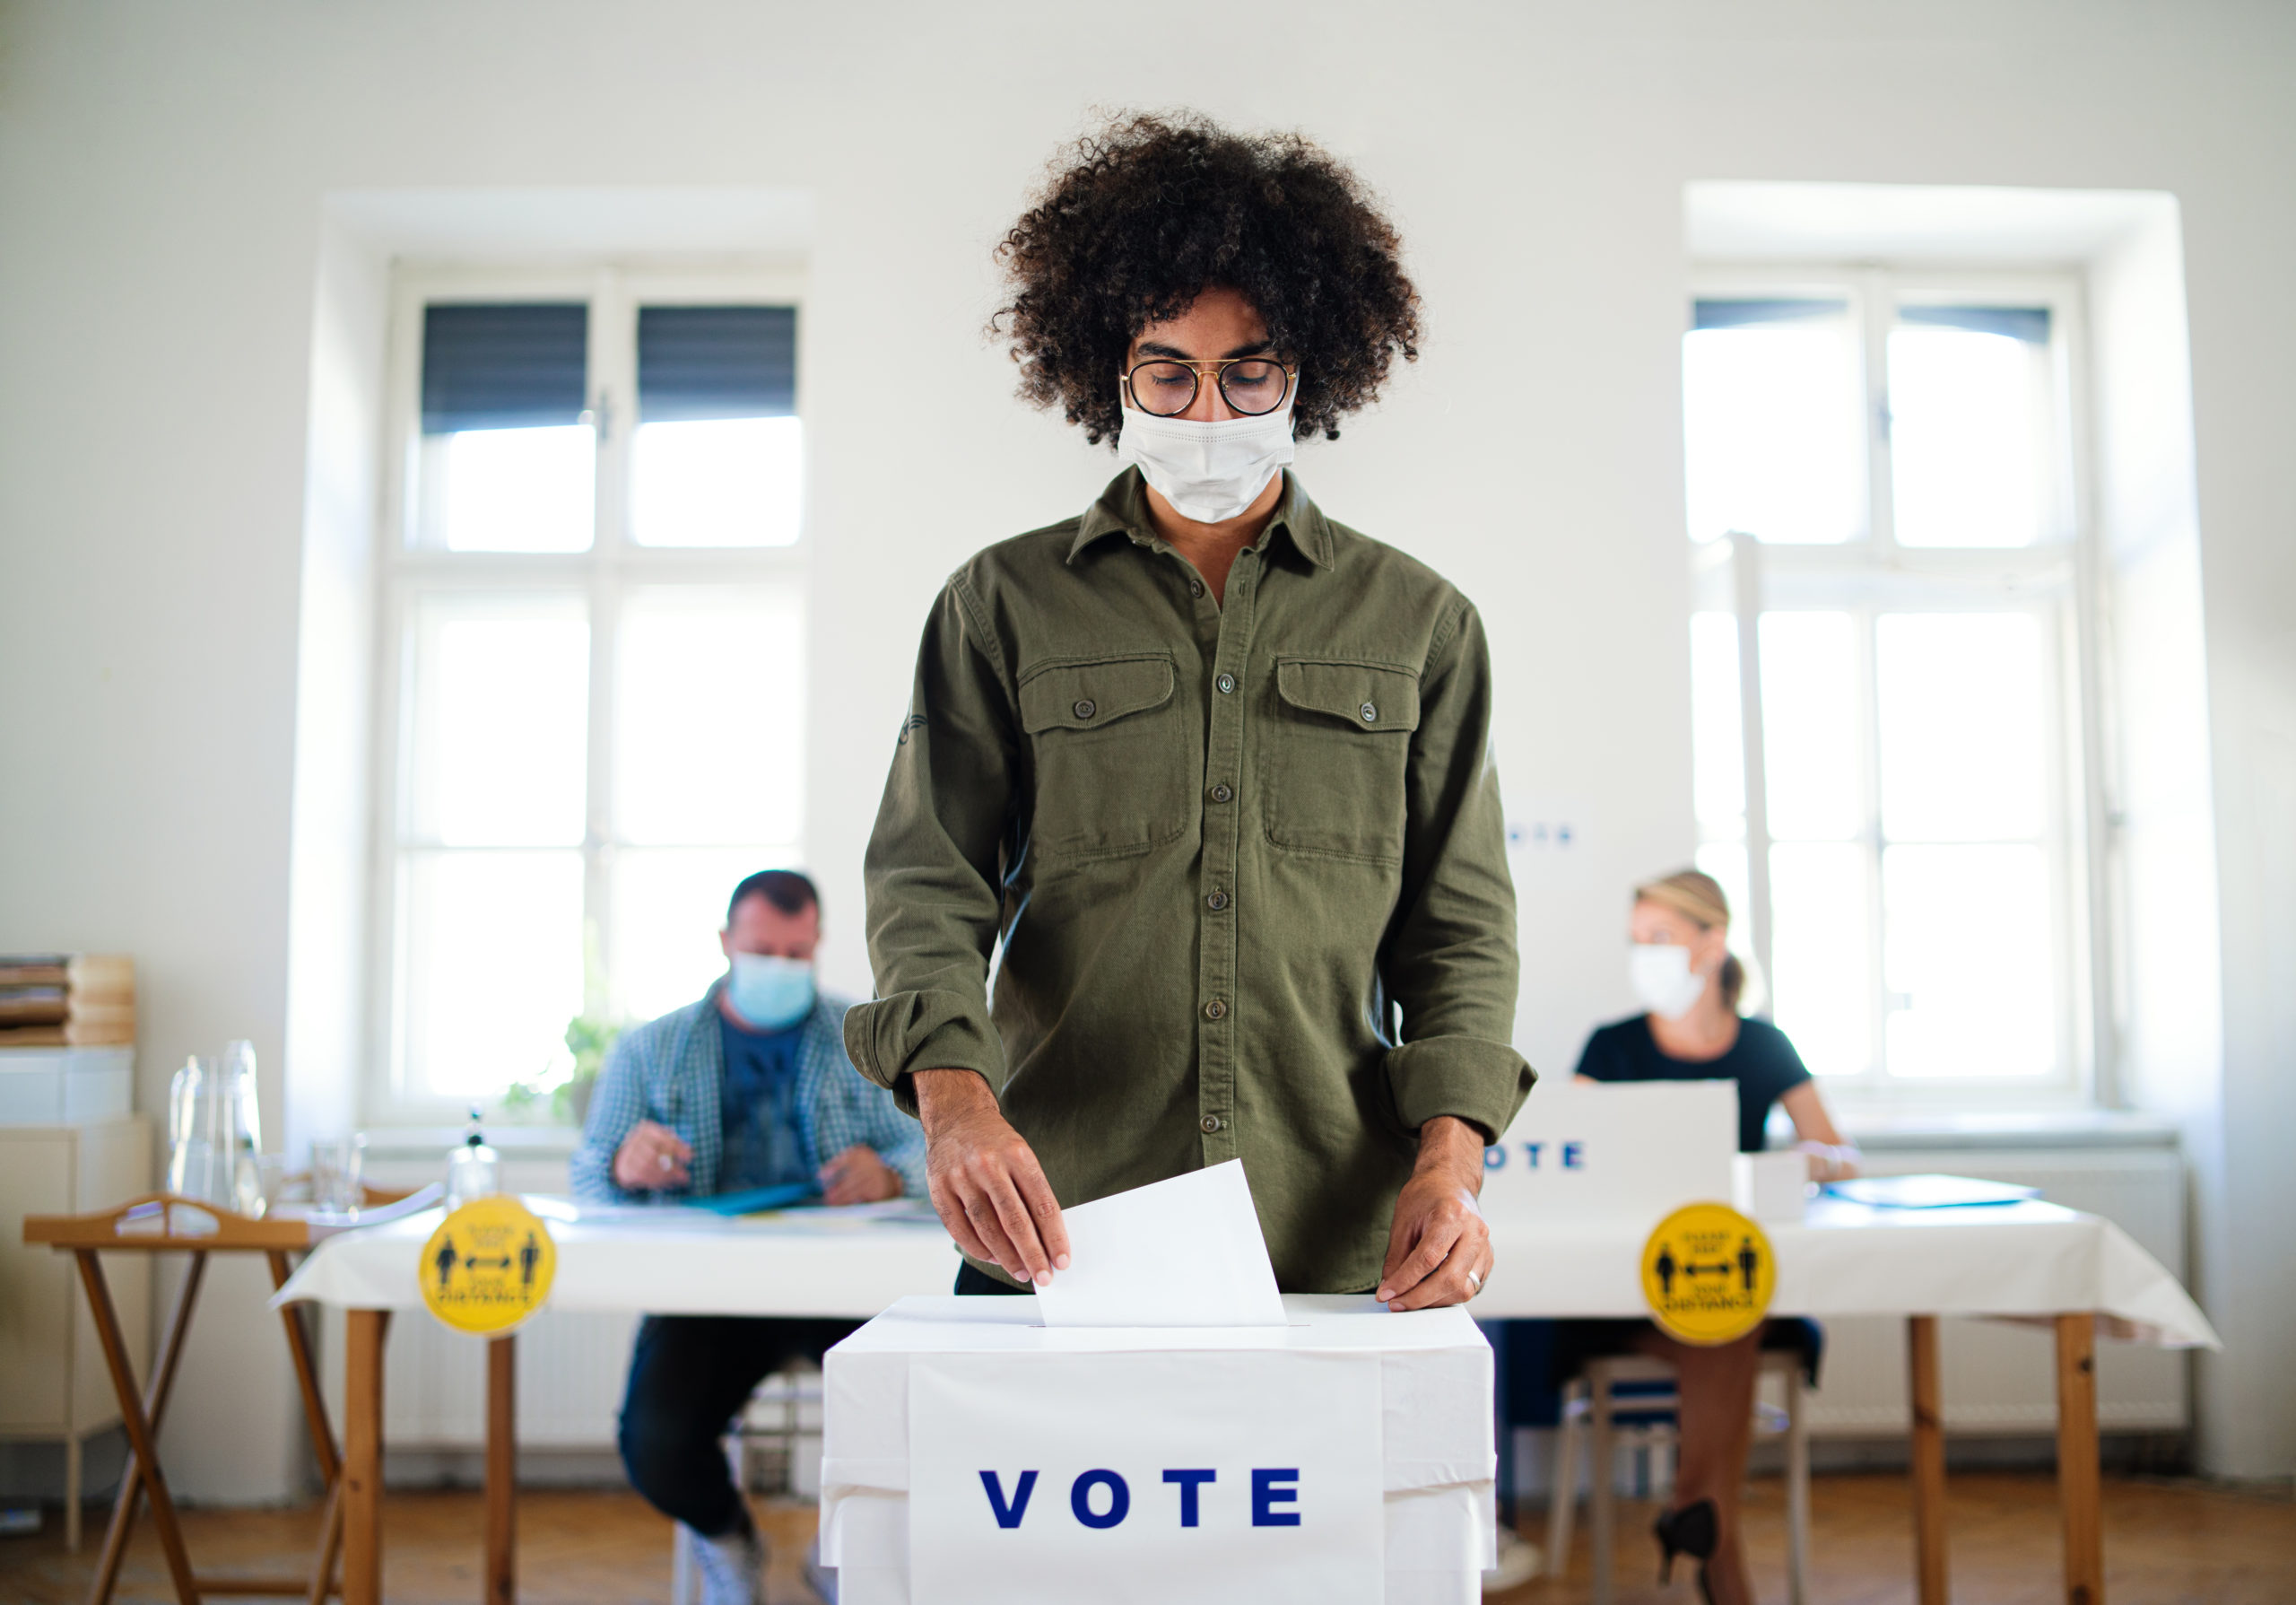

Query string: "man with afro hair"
[845, 112, 1531, 1313]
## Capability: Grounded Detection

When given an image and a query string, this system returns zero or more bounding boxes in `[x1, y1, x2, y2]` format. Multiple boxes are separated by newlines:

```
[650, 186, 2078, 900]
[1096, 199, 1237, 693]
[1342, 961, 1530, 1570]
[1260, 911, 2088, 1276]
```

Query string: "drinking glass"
[312, 1135, 367, 1214]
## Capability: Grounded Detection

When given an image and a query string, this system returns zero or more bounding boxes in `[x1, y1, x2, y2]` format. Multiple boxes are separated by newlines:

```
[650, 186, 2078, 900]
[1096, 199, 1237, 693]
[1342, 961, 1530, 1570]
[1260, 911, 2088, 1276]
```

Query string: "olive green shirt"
[846, 467, 1533, 1291]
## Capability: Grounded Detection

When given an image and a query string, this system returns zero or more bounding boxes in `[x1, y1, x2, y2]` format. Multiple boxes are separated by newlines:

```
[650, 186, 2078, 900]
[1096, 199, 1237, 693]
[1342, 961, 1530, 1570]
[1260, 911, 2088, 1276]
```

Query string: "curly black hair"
[992, 111, 1422, 446]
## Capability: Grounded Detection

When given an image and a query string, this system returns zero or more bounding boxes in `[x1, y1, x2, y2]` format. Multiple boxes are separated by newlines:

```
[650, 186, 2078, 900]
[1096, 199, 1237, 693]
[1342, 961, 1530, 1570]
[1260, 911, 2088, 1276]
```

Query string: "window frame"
[1685, 264, 2109, 1106]
[368, 261, 810, 1125]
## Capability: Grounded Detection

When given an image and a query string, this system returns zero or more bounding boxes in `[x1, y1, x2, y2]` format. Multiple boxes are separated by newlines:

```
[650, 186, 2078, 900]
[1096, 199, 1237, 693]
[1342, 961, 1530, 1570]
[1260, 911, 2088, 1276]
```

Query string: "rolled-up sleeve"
[1380, 599, 1535, 1139]
[844, 578, 1021, 1115]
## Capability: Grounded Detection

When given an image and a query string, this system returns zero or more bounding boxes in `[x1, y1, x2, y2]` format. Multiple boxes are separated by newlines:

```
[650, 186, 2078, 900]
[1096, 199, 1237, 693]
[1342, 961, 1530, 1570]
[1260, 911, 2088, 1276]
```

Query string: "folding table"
[277, 1193, 2216, 1605]
[23, 1192, 370, 1605]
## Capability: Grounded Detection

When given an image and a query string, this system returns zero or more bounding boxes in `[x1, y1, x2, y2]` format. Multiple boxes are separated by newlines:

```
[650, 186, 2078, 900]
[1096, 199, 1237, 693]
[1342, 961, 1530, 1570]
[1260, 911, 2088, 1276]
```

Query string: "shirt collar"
[1066, 467, 1333, 571]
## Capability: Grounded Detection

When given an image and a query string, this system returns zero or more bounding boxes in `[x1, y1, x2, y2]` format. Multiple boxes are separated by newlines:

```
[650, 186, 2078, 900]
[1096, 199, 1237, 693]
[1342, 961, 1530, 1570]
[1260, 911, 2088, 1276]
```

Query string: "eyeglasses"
[1120, 356, 1296, 418]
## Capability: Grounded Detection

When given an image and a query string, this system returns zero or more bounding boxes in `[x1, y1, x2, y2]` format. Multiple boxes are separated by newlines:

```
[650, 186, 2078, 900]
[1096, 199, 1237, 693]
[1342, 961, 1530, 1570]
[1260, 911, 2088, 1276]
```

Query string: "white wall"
[2, 0, 2291, 1491]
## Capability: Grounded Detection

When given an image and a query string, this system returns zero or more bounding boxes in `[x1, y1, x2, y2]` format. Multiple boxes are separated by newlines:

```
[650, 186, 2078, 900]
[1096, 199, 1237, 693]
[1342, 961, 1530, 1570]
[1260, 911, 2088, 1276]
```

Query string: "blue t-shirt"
[1572, 1014, 1813, 1153]
[718, 1012, 811, 1192]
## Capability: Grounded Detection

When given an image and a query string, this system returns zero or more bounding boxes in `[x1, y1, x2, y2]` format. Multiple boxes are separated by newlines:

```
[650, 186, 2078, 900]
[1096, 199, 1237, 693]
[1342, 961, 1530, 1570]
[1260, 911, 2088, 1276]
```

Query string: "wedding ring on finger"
[657, 1152, 674, 1172]
[1465, 1268, 1483, 1295]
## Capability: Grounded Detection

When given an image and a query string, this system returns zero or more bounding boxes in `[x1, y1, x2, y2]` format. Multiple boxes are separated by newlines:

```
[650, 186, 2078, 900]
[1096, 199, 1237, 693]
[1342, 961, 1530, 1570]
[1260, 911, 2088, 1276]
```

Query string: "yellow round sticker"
[1640, 1201, 1775, 1346]
[420, 1196, 556, 1336]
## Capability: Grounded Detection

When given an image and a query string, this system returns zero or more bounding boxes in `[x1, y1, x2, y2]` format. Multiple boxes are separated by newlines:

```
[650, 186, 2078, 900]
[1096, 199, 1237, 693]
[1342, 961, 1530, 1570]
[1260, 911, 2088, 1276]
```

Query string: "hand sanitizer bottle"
[445, 1107, 500, 1209]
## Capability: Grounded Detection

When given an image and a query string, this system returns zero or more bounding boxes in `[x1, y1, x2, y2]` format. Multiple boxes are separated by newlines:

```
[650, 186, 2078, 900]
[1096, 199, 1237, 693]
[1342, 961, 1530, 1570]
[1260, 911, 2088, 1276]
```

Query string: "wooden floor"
[2, 1471, 2290, 1603]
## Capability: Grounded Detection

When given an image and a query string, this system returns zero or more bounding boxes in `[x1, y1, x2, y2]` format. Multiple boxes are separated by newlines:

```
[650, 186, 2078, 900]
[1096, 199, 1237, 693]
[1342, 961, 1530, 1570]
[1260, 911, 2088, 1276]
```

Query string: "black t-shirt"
[1571, 1014, 1813, 1153]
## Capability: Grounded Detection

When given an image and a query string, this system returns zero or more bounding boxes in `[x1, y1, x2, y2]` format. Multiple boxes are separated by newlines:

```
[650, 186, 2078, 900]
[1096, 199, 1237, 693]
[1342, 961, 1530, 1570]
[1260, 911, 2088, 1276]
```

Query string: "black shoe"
[1653, 1498, 1718, 1602]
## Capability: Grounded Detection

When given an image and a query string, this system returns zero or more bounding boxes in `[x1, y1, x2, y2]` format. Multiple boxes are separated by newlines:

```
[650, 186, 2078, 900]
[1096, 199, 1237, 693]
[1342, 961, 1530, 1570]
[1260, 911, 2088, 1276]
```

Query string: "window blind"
[1898, 305, 2052, 345]
[421, 304, 589, 434]
[1691, 298, 1849, 331]
[638, 306, 797, 422]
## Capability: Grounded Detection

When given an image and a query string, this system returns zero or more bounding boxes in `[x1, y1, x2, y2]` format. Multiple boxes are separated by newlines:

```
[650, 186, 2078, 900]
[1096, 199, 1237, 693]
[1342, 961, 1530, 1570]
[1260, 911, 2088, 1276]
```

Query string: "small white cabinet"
[0, 1118, 152, 1548]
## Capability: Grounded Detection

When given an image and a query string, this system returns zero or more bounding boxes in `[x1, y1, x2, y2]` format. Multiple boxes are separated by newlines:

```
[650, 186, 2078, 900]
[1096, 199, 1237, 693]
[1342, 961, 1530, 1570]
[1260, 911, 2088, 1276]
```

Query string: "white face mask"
[1629, 943, 1709, 1021]
[1114, 393, 1296, 523]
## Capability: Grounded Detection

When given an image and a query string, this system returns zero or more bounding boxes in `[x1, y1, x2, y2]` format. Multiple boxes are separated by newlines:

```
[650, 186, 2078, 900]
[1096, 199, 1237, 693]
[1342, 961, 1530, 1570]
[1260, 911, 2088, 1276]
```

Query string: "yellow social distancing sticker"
[421, 1195, 556, 1336]
[1640, 1201, 1774, 1345]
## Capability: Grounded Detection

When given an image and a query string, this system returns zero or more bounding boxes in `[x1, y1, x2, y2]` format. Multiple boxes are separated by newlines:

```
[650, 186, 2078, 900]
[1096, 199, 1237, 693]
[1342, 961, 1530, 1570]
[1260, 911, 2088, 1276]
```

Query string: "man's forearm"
[1414, 1114, 1490, 1196]
[913, 1066, 999, 1138]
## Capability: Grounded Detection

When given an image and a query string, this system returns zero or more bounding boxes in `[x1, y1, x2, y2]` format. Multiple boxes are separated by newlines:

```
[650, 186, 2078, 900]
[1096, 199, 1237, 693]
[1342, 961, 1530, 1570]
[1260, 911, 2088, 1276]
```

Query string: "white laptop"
[1477, 1080, 1738, 1233]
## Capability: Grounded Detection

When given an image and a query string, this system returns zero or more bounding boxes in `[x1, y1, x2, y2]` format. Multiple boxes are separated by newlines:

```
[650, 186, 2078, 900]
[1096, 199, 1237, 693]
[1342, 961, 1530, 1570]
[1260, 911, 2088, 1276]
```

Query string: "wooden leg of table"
[88, 1251, 209, 1605]
[341, 1310, 388, 1605]
[486, 1336, 516, 1605]
[76, 1251, 202, 1605]
[65, 1431, 83, 1553]
[303, 1478, 344, 1605]
[267, 1252, 342, 1487]
[1908, 1315, 1948, 1605]
[2056, 1313, 2103, 1605]
[1589, 1366, 1615, 1605]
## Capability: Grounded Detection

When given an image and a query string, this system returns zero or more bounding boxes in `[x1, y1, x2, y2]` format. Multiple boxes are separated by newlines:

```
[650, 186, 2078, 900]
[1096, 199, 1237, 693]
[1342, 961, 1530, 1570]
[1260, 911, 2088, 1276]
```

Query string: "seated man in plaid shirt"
[573, 868, 923, 1605]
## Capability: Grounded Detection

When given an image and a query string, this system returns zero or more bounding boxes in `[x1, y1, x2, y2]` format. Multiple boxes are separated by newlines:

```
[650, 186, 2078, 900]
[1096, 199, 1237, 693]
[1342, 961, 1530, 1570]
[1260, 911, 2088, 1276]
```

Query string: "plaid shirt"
[570, 985, 927, 1205]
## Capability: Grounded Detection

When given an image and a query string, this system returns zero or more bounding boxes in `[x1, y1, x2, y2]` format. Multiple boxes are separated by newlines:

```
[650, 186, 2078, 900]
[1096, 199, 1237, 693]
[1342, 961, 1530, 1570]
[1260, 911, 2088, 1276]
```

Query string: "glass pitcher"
[218, 1039, 265, 1217]
[166, 1056, 222, 1202]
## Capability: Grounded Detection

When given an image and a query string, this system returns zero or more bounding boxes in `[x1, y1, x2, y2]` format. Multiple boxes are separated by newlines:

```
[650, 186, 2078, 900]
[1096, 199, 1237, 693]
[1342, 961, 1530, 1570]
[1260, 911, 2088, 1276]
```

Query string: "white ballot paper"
[1033, 1160, 1287, 1328]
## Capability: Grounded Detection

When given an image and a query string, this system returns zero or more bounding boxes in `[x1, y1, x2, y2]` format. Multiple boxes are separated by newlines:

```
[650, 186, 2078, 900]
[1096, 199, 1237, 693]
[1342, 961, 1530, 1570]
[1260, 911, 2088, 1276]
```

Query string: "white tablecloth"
[1474, 1197, 2221, 1348]
[274, 1199, 960, 1319]
[274, 1194, 2218, 1348]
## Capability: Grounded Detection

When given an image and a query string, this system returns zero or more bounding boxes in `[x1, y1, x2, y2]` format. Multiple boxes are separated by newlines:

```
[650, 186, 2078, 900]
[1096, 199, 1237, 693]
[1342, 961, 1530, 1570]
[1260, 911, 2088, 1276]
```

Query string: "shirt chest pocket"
[1265, 658, 1422, 864]
[1018, 652, 1190, 865]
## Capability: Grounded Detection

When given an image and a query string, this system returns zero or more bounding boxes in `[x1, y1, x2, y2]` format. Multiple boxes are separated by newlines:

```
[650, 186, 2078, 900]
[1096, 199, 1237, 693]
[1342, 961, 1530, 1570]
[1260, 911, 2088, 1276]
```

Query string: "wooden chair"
[1543, 1349, 1812, 1605]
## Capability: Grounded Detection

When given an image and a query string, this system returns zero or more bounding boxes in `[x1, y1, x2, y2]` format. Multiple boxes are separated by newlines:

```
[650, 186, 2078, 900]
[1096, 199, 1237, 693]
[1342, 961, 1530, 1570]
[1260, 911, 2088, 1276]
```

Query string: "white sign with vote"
[1479, 1080, 1737, 1230]
[907, 1348, 1385, 1605]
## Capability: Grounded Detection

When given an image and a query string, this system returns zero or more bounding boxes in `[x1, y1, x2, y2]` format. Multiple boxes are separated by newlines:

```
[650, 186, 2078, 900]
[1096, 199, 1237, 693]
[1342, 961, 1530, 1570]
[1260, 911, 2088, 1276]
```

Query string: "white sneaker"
[690, 1516, 767, 1605]
[1482, 1527, 1544, 1593]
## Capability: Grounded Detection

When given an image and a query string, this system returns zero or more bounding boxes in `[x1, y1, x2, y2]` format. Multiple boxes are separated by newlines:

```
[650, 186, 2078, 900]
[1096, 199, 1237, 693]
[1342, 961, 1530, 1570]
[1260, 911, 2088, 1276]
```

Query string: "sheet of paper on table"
[1033, 1159, 1287, 1328]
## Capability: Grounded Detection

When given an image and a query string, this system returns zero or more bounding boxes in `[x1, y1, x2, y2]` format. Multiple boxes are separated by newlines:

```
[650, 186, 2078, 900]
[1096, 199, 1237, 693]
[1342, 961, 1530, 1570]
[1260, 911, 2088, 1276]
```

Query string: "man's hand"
[1376, 1115, 1493, 1311]
[819, 1144, 902, 1206]
[612, 1120, 693, 1191]
[913, 1069, 1070, 1287]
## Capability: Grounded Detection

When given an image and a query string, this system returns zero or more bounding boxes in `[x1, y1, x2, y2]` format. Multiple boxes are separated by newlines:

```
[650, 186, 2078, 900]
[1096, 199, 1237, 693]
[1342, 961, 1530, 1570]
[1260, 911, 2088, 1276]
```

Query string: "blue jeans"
[616, 1315, 861, 1537]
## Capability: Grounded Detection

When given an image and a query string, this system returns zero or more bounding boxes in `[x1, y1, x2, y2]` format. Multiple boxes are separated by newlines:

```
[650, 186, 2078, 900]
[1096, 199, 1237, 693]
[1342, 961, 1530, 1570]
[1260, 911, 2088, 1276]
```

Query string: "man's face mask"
[1114, 388, 1297, 524]
[725, 951, 814, 1032]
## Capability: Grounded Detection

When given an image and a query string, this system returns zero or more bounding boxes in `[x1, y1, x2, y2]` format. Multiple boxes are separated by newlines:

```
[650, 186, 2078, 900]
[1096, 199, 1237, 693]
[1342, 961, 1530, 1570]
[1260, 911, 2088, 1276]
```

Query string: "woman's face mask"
[1629, 942, 1709, 1021]
[1114, 391, 1296, 524]
[725, 951, 815, 1032]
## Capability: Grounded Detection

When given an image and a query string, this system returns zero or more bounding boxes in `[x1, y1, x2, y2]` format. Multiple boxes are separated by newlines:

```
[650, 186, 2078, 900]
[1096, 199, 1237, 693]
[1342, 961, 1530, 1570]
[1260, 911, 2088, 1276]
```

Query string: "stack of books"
[0, 955, 135, 1047]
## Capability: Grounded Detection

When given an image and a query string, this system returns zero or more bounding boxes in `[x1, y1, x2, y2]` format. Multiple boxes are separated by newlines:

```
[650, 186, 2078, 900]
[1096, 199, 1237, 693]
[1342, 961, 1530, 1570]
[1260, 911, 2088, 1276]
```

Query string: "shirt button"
[1074, 698, 1097, 720]
[1205, 890, 1229, 912]
[1204, 998, 1228, 1021]
[1189, 578, 1205, 598]
[1360, 702, 1378, 723]
[1209, 783, 1233, 804]
[1216, 673, 1236, 694]
[1200, 1114, 1222, 1134]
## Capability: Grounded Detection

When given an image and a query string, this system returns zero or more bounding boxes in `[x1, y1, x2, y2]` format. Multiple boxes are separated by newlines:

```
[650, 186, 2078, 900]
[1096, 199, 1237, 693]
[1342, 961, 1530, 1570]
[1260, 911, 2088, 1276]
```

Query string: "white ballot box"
[1478, 1080, 1737, 1231]
[820, 1294, 1496, 1605]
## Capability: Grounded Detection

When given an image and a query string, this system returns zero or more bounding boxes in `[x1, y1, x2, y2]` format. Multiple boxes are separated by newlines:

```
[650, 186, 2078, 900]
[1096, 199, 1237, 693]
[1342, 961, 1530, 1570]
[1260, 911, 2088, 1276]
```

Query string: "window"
[376, 267, 807, 1117]
[1683, 271, 2095, 1095]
